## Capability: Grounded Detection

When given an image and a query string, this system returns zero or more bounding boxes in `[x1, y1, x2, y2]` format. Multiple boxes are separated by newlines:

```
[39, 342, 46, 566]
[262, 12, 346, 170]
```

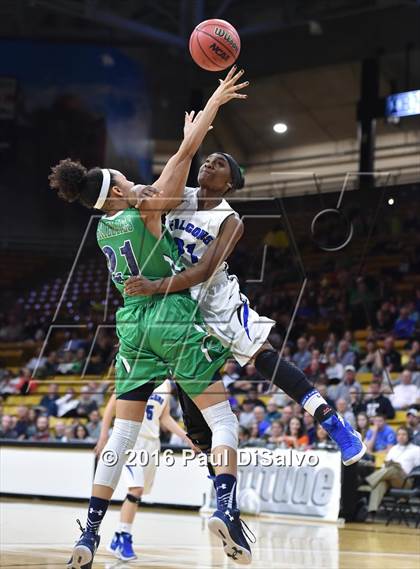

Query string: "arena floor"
[1, 499, 418, 568]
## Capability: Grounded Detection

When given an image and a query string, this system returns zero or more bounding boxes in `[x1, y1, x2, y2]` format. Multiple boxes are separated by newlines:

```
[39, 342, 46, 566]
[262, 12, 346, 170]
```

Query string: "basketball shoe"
[118, 532, 137, 561]
[321, 414, 367, 465]
[67, 520, 100, 569]
[208, 508, 254, 565]
[107, 532, 120, 558]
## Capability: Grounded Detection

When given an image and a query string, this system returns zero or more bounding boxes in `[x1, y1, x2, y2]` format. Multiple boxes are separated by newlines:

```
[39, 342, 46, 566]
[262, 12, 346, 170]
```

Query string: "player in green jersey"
[50, 67, 254, 567]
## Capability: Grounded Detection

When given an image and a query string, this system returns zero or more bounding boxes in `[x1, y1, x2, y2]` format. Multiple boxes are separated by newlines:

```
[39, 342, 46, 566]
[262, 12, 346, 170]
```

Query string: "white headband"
[94, 168, 111, 210]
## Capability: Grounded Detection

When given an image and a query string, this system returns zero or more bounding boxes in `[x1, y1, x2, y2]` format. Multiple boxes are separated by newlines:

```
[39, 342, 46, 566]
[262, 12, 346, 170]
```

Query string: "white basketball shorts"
[122, 436, 160, 495]
[190, 271, 275, 367]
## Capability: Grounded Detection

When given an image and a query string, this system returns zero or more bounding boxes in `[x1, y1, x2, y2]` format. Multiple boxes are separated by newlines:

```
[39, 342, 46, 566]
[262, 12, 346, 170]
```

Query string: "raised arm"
[137, 67, 248, 215]
[124, 215, 244, 296]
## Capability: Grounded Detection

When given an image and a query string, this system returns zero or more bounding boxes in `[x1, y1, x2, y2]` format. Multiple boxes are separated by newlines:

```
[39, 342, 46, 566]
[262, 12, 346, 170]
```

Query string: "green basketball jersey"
[96, 208, 183, 301]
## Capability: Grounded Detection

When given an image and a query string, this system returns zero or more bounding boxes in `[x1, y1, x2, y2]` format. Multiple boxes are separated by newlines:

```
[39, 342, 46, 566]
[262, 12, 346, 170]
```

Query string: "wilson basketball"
[189, 19, 241, 71]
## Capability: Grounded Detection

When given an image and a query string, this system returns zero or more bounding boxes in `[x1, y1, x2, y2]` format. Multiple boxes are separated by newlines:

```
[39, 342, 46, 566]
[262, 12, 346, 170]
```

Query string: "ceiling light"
[273, 122, 288, 134]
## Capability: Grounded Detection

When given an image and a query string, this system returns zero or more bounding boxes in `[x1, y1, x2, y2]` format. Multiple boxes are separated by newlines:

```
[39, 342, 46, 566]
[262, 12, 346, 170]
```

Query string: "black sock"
[86, 496, 109, 534]
[255, 349, 314, 402]
[255, 350, 336, 422]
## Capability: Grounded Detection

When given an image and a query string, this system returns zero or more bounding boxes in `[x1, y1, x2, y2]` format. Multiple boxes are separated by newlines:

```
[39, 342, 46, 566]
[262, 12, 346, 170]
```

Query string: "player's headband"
[94, 168, 121, 210]
[218, 153, 245, 190]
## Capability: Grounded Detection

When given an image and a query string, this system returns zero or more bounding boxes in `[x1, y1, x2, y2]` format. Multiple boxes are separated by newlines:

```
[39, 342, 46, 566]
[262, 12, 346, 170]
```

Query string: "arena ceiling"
[1, 0, 420, 166]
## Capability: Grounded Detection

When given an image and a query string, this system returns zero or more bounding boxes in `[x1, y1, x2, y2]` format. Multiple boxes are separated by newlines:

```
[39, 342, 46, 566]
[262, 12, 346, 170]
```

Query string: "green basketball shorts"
[114, 293, 230, 399]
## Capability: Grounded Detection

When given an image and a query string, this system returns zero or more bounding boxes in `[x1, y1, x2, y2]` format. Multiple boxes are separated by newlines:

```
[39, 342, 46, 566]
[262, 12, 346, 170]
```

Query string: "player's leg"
[109, 487, 143, 561]
[193, 380, 254, 565]
[253, 342, 366, 465]
[198, 277, 365, 465]
[109, 436, 158, 561]
[150, 294, 253, 564]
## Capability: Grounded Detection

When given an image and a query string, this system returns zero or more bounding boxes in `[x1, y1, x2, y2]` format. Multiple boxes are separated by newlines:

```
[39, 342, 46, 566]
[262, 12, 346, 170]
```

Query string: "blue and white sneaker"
[107, 532, 120, 558]
[118, 532, 137, 561]
[322, 414, 367, 466]
[67, 520, 100, 569]
[208, 508, 254, 565]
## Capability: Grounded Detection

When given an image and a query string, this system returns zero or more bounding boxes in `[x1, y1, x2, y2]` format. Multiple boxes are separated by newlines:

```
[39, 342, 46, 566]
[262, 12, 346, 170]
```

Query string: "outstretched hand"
[211, 66, 249, 106]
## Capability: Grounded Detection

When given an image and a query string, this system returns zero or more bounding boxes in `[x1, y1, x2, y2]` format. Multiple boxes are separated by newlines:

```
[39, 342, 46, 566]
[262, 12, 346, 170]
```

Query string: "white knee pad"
[94, 418, 141, 490]
[201, 401, 238, 450]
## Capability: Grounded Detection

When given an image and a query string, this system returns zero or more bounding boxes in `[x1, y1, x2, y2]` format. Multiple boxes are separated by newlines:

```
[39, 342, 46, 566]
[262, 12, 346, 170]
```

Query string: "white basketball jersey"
[165, 187, 238, 276]
[137, 380, 171, 441]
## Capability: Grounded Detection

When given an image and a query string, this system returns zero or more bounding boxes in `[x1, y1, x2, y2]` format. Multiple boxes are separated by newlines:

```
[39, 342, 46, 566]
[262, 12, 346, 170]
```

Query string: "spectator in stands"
[15, 405, 30, 439]
[72, 348, 86, 374]
[56, 388, 79, 418]
[84, 331, 114, 375]
[336, 398, 355, 426]
[75, 385, 98, 418]
[325, 353, 344, 382]
[63, 426, 74, 441]
[56, 351, 79, 375]
[343, 330, 360, 354]
[406, 358, 420, 388]
[54, 421, 67, 442]
[253, 406, 270, 437]
[359, 376, 395, 419]
[266, 420, 285, 447]
[314, 424, 336, 449]
[30, 415, 52, 442]
[247, 387, 267, 409]
[408, 340, 420, 367]
[239, 399, 255, 429]
[235, 363, 261, 394]
[374, 309, 393, 337]
[26, 354, 47, 375]
[279, 405, 293, 429]
[359, 340, 380, 373]
[365, 414, 396, 453]
[356, 412, 370, 440]
[332, 365, 362, 404]
[382, 336, 402, 372]
[238, 426, 251, 447]
[314, 381, 336, 408]
[0, 415, 18, 439]
[42, 351, 59, 377]
[73, 423, 95, 443]
[221, 359, 240, 392]
[365, 426, 420, 517]
[284, 417, 309, 449]
[405, 409, 420, 446]
[86, 409, 102, 440]
[292, 337, 311, 370]
[26, 408, 39, 438]
[88, 380, 110, 407]
[304, 358, 322, 382]
[265, 398, 281, 423]
[393, 306, 416, 339]
[39, 383, 60, 416]
[0, 313, 23, 341]
[390, 370, 420, 410]
[303, 411, 316, 445]
[337, 340, 356, 368]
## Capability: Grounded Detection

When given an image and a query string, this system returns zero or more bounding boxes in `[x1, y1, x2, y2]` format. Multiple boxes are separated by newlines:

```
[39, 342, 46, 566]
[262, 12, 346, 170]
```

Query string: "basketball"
[189, 19, 241, 71]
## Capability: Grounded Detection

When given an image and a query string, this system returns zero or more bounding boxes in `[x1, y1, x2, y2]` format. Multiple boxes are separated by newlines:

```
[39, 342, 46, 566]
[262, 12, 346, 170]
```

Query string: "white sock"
[301, 389, 329, 417]
[118, 522, 133, 534]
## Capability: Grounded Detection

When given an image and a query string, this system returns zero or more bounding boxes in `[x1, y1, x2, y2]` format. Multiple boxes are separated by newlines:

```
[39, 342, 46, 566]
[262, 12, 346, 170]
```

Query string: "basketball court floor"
[1, 499, 418, 568]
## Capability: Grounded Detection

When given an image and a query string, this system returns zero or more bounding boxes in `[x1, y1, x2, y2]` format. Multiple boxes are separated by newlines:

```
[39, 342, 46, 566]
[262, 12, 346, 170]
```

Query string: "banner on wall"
[203, 448, 342, 522]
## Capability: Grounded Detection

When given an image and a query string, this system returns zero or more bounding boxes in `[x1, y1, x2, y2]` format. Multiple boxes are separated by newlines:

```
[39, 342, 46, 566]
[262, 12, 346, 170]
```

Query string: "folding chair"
[385, 466, 420, 527]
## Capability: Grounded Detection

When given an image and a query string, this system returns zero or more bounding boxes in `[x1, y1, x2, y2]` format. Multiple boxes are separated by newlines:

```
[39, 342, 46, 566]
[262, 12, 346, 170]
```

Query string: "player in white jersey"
[124, 153, 367, 470]
[95, 379, 195, 561]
